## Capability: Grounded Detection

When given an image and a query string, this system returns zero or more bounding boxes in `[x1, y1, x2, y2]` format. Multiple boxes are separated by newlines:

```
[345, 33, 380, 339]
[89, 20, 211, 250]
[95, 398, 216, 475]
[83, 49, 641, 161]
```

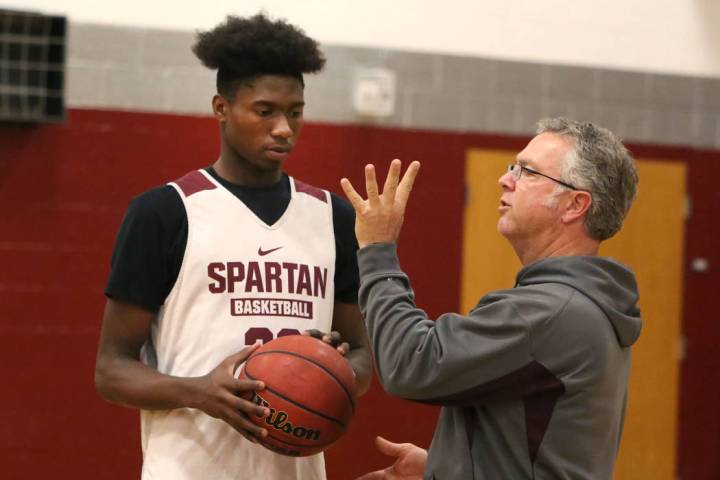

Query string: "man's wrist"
[357, 238, 396, 249]
[357, 242, 402, 277]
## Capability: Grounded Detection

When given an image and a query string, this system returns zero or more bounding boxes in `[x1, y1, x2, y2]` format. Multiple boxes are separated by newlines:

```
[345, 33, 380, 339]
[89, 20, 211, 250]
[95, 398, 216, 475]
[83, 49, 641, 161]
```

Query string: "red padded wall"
[0, 109, 716, 479]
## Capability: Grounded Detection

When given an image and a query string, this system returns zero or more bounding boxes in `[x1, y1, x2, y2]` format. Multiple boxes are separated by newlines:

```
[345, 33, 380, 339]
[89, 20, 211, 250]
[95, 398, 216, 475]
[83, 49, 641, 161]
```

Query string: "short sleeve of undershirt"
[330, 192, 360, 304]
[104, 186, 187, 313]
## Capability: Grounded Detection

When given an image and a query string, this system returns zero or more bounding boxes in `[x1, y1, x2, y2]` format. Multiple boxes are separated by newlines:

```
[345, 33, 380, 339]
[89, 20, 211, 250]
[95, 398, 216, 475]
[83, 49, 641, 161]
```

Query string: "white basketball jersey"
[140, 169, 336, 480]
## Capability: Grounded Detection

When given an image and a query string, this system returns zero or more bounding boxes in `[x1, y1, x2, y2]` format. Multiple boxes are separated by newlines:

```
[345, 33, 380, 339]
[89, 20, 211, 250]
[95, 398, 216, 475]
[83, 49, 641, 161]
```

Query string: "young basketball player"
[94, 13, 371, 479]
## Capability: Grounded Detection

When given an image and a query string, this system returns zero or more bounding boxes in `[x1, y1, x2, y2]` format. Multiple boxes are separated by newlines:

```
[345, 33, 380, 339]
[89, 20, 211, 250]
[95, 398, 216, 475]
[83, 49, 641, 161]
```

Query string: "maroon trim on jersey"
[174, 170, 217, 197]
[293, 178, 327, 203]
[414, 360, 565, 465]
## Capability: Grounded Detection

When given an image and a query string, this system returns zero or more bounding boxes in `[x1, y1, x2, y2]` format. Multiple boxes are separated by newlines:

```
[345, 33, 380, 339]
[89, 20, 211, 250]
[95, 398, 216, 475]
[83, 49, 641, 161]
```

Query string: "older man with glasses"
[343, 117, 641, 480]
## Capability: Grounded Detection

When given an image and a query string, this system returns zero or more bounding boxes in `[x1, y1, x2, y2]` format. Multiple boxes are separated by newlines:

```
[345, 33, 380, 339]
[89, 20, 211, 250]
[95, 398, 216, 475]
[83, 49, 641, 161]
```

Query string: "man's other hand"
[355, 436, 427, 480]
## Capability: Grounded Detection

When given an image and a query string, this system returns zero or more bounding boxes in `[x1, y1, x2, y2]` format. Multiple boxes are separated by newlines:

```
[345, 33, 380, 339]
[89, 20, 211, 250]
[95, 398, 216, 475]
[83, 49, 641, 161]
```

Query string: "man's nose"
[498, 169, 515, 190]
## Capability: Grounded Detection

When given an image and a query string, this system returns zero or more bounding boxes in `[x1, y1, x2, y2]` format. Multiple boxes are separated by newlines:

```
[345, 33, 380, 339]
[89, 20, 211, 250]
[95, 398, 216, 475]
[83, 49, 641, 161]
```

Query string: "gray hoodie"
[358, 243, 641, 480]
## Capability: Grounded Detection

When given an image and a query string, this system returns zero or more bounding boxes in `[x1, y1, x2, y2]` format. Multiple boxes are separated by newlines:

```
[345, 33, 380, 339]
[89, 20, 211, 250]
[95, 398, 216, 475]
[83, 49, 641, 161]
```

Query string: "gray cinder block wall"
[67, 22, 720, 149]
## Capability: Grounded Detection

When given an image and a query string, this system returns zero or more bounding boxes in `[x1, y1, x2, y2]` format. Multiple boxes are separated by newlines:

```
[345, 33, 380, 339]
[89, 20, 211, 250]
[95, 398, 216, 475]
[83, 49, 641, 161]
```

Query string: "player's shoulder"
[122, 184, 186, 235]
[287, 175, 353, 220]
[291, 176, 330, 204]
[129, 184, 183, 215]
[115, 184, 187, 248]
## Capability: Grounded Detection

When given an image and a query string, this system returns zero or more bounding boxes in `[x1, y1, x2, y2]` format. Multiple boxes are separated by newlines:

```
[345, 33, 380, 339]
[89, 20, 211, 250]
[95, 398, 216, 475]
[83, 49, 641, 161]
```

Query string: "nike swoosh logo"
[258, 246, 283, 256]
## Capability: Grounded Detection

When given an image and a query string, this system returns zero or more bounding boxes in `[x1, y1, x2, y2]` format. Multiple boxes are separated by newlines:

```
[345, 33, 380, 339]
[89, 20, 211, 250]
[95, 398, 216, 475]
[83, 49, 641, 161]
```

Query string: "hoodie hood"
[515, 256, 642, 347]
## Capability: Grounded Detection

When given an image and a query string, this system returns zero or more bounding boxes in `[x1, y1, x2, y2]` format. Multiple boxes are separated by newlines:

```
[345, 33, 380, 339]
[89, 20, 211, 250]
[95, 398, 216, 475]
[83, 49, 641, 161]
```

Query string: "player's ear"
[212, 94, 228, 122]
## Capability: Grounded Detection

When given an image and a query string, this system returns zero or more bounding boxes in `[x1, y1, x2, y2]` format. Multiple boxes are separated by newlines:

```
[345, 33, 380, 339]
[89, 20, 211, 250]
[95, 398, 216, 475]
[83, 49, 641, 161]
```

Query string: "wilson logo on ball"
[238, 335, 357, 457]
[251, 392, 322, 441]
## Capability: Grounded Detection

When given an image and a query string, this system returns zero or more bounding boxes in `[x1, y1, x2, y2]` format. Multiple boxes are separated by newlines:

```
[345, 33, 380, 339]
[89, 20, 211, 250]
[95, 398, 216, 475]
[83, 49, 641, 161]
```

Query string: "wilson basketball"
[238, 335, 357, 457]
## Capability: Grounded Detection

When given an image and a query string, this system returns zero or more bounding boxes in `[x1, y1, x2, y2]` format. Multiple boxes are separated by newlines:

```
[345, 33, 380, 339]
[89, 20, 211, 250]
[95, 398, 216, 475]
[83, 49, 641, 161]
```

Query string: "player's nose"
[271, 116, 293, 139]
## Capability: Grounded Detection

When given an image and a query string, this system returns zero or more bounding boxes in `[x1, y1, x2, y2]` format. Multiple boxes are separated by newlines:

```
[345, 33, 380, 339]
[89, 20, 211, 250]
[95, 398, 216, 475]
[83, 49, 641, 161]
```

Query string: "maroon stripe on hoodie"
[415, 360, 565, 465]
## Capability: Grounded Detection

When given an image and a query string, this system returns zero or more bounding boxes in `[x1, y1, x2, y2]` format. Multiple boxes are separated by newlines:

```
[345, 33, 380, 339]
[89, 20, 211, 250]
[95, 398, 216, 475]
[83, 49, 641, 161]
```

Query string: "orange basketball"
[238, 334, 357, 457]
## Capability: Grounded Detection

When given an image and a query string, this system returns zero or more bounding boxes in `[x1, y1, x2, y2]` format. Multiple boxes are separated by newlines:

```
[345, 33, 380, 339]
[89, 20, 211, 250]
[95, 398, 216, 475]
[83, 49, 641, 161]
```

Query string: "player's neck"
[213, 154, 282, 187]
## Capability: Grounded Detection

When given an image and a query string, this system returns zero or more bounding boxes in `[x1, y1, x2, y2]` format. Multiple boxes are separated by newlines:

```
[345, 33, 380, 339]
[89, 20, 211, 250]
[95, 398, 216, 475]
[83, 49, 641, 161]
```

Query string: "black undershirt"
[105, 167, 359, 313]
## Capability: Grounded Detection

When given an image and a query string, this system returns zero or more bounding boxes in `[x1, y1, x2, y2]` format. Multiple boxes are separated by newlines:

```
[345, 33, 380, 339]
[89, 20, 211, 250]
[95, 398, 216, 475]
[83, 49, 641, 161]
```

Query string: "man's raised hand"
[340, 159, 420, 248]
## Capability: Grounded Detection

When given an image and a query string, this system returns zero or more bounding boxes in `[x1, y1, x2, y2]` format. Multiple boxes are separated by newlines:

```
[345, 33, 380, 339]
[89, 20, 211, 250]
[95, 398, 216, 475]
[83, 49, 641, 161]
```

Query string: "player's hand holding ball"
[188, 344, 270, 444]
[303, 329, 350, 355]
[238, 335, 357, 456]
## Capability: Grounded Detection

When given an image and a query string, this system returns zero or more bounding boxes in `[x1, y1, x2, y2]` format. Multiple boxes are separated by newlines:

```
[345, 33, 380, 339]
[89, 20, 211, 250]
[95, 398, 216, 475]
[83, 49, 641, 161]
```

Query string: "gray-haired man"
[343, 118, 641, 480]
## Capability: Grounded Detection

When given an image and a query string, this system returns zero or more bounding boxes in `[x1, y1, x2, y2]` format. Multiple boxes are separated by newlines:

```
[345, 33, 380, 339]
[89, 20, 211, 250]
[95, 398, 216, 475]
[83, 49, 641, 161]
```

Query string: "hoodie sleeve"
[358, 243, 535, 404]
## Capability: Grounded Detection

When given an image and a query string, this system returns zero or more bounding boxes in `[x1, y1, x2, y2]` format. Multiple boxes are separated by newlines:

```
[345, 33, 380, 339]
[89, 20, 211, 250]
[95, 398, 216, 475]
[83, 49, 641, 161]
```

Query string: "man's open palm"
[341, 159, 420, 248]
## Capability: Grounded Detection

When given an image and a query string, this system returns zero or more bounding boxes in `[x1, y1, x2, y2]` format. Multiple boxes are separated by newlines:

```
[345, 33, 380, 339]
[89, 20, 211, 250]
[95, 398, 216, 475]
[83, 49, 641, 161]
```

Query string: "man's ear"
[212, 94, 228, 121]
[561, 190, 592, 224]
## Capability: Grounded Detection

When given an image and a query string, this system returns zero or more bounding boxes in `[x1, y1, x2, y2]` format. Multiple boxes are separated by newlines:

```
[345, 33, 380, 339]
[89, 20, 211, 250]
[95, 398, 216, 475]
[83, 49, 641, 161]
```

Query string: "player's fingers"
[220, 342, 261, 378]
[239, 431, 260, 444]
[382, 159, 402, 203]
[232, 376, 266, 395]
[375, 436, 406, 457]
[341, 178, 365, 210]
[303, 329, 324, 339]
[228, 410, 268, 442]
[322, 330, 343, 346]
[365, 164, 380, 206]
[230, 391, 269, 418]
[336, 342, 350, 356]
[226, 343, 261, 373]
[396, 161, 421, 207]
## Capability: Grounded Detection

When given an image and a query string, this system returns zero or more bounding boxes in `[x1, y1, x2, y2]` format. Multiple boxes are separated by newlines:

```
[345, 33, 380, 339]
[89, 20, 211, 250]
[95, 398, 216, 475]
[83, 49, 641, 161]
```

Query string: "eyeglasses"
[506, 164, 579, 190]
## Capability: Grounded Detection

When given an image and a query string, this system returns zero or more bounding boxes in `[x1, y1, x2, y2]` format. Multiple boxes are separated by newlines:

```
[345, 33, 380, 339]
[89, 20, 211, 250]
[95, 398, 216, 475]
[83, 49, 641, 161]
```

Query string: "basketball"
[238, 335, 357, 457]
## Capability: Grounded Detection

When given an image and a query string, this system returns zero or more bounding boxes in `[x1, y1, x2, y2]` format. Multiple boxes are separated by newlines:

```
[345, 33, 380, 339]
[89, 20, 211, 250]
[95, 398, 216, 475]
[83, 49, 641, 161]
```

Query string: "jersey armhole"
[163, 182, 191, 309]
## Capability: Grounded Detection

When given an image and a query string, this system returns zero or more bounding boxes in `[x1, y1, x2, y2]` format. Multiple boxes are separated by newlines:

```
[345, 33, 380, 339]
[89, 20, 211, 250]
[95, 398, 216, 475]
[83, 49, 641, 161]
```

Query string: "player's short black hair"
[192, 13, 325, 98]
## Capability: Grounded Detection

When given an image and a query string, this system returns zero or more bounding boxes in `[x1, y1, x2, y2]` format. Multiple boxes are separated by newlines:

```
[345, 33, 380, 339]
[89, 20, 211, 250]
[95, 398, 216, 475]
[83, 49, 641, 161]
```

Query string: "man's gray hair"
[537, 117, 638, 241]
